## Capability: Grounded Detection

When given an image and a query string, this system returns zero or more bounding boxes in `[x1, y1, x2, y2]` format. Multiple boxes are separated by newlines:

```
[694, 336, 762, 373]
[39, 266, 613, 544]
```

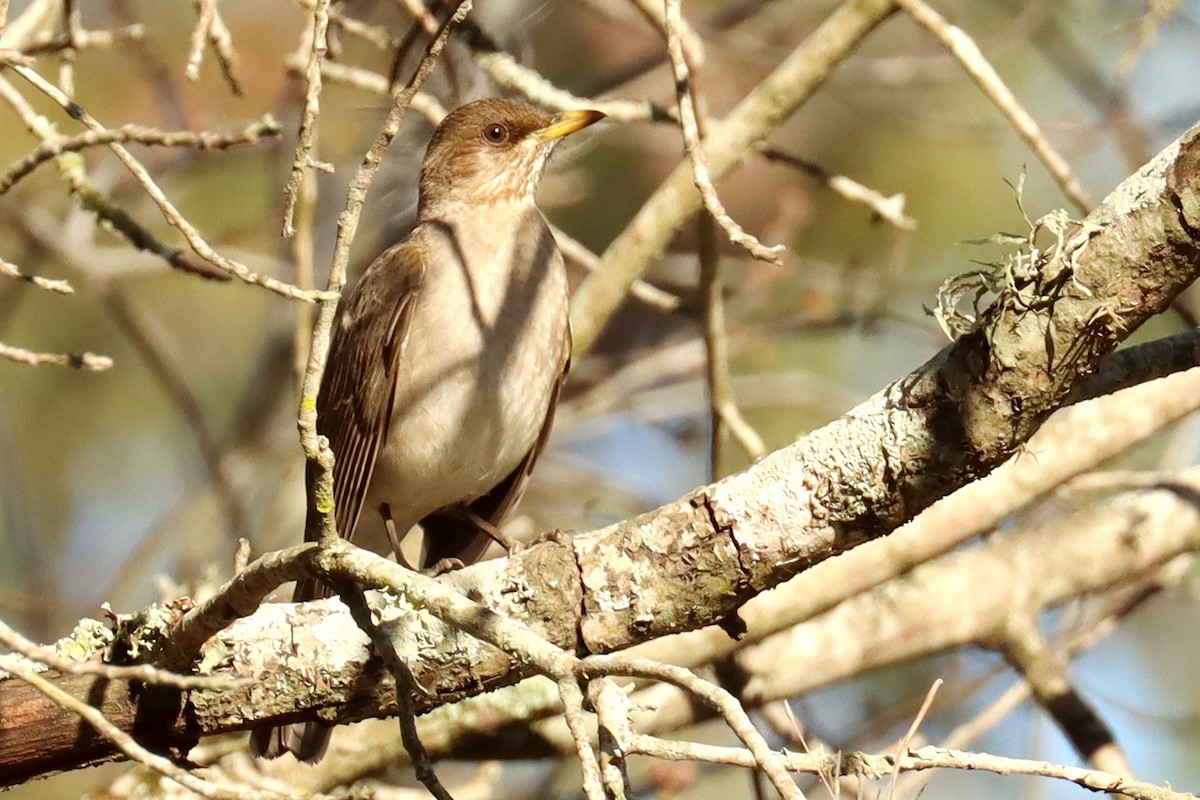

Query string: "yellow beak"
[531, 109, 606, 142]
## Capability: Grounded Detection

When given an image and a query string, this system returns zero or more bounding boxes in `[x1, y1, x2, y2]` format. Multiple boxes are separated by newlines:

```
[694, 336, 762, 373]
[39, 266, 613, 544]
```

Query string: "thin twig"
[550, 222, 682, 312]
[628, 0, 705, 68]
[470, 37, 671, 124]
[289, 136, 319, 391]
[287, 56, 447, 125]
[19, 23, 144, 55]
[316, 542, 607, 799]
[671, 1, 767, 470]
[197, 0, 244, 95]
[185, 0, 216, 82]
[1117, 0, 1181, 77]
[0, 339, 111, 370]
[6, 64, 328, 300]
[897, 0, 1093, 213]
[0, 0, 57, 52]
[281, 0, 333, 237]
[390, 0, 674, 123]
[619, 736, 1191, 800]
[557, 675, 607, 800]
[887, 678, 942, 798]
[759, 145, 917, 230]
[663, 0, 784, 265]
[581, 654, 804, 800]
[0, 116, 281, 196]
[0, 79, 232, 284]
[570, 0, 898, 354]
[0, 254, 71, 293]
[699, 206, 766, 470]
[0, 617, 242, 691]
[337, 583, 454, 800]
[57, 0, 79, 97]
[0, 70, 230, 282]
[233, 537, 252, 574]
[0, 47, 32, 65]
[591, 679, 634, 800]
[183, 0, 244, 95]
[294, 0, 391, 49]
[162, 543, 319, 671]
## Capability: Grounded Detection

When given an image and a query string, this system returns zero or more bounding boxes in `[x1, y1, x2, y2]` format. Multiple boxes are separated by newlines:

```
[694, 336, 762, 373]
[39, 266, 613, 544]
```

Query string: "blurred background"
[1, 0, 1200, 797]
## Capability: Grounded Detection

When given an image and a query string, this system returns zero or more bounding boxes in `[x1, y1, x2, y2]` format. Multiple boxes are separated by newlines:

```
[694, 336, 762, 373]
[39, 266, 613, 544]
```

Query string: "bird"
[251, 98, 604, 762]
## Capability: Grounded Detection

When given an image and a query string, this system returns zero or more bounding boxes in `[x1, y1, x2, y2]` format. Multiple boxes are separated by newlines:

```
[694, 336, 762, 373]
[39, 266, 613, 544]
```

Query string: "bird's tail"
[251, 477, 497, 762]
[249, 721, 331, 763]
[250, 503, 333, 762]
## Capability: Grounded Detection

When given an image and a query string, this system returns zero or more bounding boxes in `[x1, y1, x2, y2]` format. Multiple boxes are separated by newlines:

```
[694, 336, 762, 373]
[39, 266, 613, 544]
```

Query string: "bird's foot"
[528, 528, 574, 548]
[423, 558, 466, 577]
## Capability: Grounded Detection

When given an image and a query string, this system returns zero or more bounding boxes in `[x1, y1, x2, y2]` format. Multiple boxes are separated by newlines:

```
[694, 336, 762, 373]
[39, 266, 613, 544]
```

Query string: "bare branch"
[571, 0, 899, 353]
[999, 619, 1133, 777]
[0, 340, 111, 370]
[0, 73, 232, 282]
[0, 254, 71, 293]
[0, 116, 281, 196]
[897, 0, 1093, 212]
[591, 679, 634, 800]
[336, 583, 454, 800]
[6, 64, 326, 299]
[759, 145, 916, 230]
[280, 0, 332, 237]
[664, 0, 784, 265]
[186, 0, 244, 95]
[550, 222, 682, 312]
[621, 737, 1191, 800]
[0, 618, 240, 692]
[580, 655, 804, 800]
[185, 0, 215, 83]
[699, 213, 766, 470]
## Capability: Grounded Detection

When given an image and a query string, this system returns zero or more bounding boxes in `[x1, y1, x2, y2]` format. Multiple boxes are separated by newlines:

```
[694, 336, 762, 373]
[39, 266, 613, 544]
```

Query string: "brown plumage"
[251, 99, 603, 762]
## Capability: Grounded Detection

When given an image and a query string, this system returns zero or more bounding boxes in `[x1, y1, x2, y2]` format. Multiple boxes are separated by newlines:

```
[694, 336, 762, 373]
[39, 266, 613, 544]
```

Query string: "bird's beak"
[531, 109, 606, 142]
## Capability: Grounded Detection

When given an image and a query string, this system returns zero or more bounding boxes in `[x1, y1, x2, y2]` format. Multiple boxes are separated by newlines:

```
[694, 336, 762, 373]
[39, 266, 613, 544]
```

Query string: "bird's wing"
[418, 326, 571, 569]
[304, 243, 425, 551]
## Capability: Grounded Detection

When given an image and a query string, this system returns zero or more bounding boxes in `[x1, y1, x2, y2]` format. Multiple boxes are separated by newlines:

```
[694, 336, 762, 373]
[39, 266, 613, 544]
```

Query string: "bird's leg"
[380, 502, 419, 571]
[418, 511, 522, 576]
[463, 510, 524, 555]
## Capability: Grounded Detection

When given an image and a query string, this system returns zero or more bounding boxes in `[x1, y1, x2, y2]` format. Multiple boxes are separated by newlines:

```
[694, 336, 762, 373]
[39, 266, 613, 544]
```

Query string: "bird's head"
[417, 98, 604, 216]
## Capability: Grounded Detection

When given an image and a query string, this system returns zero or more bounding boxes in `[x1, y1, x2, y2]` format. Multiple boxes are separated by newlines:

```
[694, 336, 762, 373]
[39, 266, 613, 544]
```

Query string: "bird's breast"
[366, 209, 568, 527]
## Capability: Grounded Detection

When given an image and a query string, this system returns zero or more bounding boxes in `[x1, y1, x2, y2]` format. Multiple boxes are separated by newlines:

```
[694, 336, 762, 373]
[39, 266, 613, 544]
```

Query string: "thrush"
[251, 98, 604, 761]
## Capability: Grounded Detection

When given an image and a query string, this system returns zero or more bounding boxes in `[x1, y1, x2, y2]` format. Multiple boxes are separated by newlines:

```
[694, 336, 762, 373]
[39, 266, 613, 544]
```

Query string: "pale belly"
[356, 223, 568, 553]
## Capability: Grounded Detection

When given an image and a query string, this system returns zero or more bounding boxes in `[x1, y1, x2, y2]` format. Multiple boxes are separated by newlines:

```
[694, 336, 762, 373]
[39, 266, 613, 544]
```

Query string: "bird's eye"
[482, 122, 509, 145]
